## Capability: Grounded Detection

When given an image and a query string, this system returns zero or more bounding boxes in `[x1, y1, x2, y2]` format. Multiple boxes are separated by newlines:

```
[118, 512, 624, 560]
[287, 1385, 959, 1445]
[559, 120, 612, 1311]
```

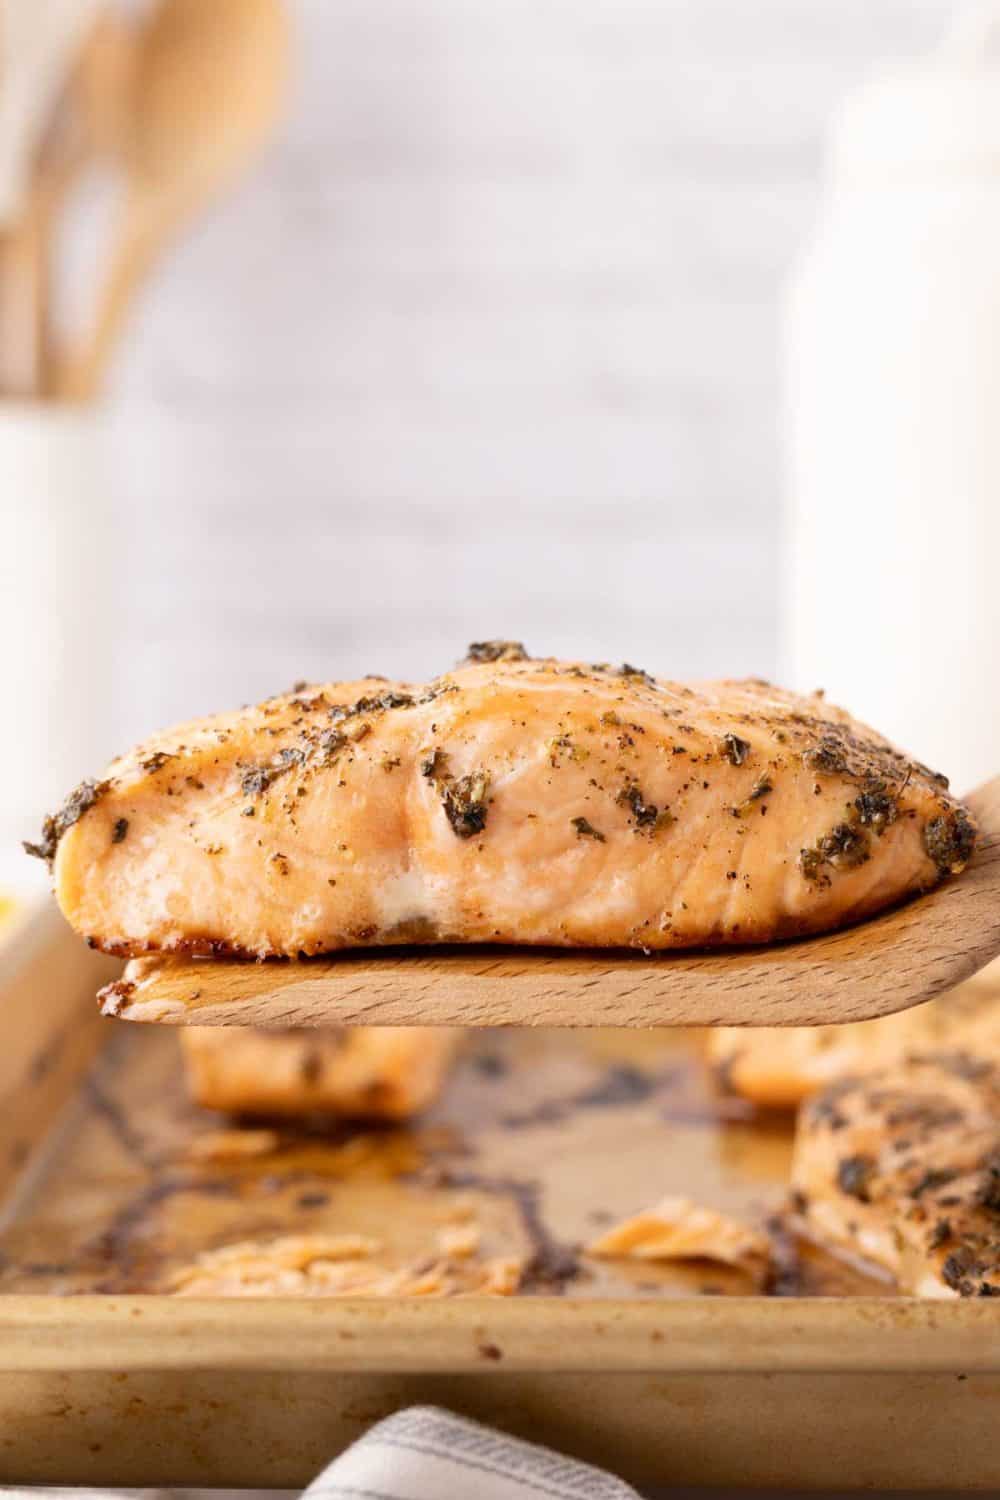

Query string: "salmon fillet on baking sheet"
[709, 975, 1000, 1109]
[32, 643, 976, 958]
[180, 1026, 461, 1120]
[791, 1050, 1000, 1297]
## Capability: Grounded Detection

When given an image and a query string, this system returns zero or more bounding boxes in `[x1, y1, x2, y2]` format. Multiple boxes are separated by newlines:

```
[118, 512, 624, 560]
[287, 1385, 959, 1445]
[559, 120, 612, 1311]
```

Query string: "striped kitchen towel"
[303, 1406, 639, 1500]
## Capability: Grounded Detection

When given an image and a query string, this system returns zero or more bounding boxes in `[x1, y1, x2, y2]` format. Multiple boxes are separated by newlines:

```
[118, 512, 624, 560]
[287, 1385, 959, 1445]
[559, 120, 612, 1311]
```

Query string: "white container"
[0, 405, 115, 874]
[784, 7, 1000, 795]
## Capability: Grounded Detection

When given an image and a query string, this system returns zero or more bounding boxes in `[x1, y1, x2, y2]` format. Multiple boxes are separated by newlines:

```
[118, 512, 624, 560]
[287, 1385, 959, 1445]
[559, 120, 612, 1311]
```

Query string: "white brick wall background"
[107, 0, 954, 743]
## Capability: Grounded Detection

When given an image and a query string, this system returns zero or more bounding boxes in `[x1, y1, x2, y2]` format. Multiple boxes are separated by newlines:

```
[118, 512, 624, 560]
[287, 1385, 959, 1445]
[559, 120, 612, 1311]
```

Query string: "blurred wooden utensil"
[0, 0, 106, 395]
[32, 10, 135, 394]
[49, 0, 289, 401]
[0, 0, 102, 226]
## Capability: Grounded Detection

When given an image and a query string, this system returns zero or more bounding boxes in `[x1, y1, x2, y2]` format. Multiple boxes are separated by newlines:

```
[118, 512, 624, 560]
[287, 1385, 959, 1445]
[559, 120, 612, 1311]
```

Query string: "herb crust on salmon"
[34, 644, 976, 959]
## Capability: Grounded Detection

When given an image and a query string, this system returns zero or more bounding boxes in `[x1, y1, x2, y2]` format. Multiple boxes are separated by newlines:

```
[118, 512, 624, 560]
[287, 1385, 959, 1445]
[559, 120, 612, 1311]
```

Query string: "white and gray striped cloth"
[303, 1406, 637, 1499]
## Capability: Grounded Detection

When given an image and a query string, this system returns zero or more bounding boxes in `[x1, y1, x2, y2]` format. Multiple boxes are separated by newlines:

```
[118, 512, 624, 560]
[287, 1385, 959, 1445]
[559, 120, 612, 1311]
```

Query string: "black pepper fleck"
[837, 1154, 875, 1203]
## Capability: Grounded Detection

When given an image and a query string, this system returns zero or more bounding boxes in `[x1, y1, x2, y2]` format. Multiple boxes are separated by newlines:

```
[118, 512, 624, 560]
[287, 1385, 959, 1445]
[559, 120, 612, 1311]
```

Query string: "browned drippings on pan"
[0, 1026, 885, 1298]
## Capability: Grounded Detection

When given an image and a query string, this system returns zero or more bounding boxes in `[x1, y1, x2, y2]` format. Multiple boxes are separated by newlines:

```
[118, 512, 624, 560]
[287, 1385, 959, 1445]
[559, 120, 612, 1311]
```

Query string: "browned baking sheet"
[4, 905, 1000, 1491]
[0, 1021, 883, 1300]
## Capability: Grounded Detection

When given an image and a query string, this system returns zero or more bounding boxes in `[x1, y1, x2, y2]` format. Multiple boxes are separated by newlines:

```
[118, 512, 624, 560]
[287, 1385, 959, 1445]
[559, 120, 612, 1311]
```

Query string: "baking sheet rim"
[2, 1294, 998, 1374]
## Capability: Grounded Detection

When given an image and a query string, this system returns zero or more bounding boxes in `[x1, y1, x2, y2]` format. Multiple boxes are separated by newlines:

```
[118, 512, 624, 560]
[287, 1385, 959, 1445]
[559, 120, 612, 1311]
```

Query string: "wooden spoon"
[98, 773, 1000, 1030]
[49, 0, 288, 400]
[0, 0, 107, 394]
[0, 9, 128, 395]
[30, 10, 137, 395]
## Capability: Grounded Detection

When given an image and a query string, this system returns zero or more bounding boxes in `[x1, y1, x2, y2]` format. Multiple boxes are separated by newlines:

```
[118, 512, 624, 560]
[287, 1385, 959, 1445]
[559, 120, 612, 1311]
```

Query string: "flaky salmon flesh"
[710, 975, 1000, 1109]
[32, 643, 976, 959]
[180, 1026, 461, 1119]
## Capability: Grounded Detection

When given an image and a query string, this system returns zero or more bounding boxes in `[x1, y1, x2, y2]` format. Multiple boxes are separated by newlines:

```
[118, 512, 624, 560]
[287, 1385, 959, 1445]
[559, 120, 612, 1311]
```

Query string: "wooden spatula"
[99, 773, 1000, 1029]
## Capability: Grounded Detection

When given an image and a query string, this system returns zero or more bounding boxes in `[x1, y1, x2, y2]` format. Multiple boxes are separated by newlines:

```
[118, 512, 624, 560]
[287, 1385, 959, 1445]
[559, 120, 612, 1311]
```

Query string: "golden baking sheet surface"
[0, 1026, 883, 1298]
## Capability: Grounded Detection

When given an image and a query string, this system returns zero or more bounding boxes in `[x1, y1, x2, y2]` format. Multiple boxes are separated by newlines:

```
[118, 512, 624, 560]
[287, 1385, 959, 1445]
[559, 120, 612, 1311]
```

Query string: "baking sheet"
[0, 1023, 882, 1299]
[3, 913, 1000, 1489]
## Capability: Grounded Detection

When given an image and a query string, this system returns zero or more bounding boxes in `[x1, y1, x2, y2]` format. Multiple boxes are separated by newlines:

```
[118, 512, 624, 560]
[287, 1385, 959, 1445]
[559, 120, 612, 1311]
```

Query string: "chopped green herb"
[465, 640, 528, 663]
[720, 733, 751, 766]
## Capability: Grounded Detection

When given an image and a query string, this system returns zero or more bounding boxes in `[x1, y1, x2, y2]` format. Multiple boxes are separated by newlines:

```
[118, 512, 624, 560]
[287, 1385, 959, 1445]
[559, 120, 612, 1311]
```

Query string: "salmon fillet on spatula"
[27, 644, 997, 1028]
